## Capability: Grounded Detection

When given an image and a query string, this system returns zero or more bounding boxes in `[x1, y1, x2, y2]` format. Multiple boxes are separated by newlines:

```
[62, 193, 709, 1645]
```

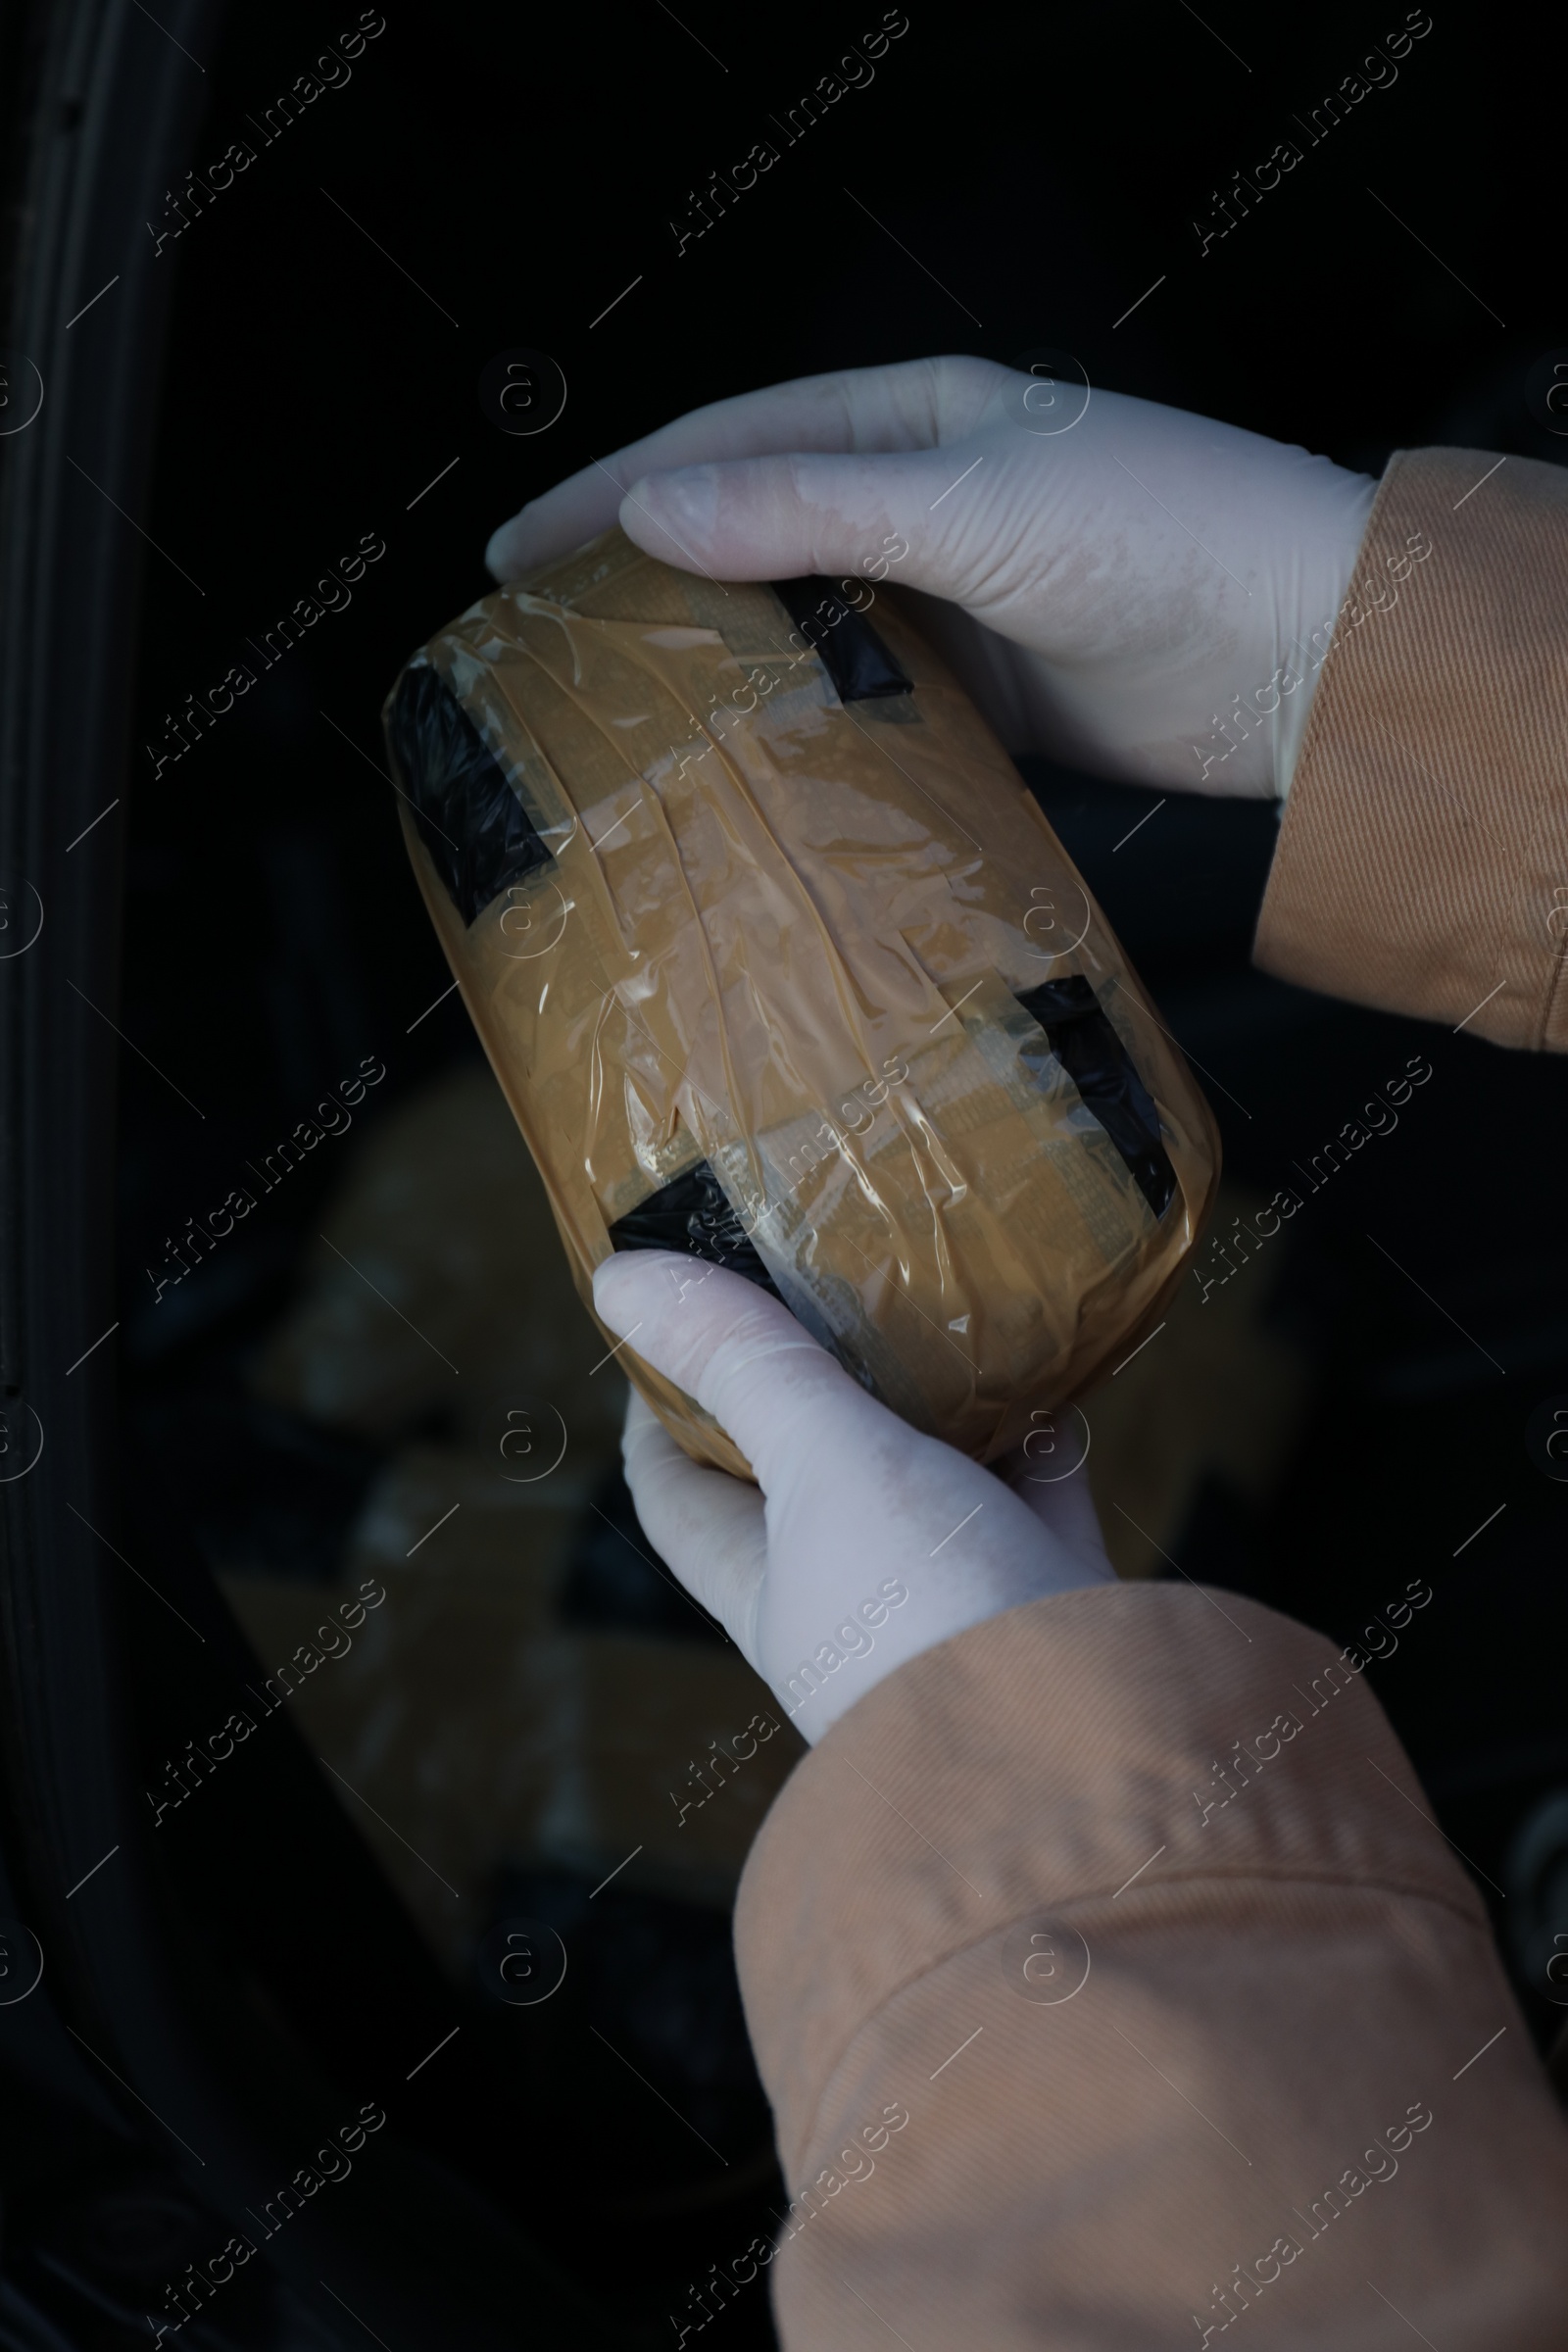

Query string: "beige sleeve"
[1254, 445, 1568, 1050]
[729, 1585, 1568, 2349]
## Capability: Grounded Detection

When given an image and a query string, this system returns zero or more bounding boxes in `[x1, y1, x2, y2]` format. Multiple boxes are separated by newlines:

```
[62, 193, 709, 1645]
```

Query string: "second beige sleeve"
[730, 1586, 1568, 2350]
[1255, 445, 1568, 1051]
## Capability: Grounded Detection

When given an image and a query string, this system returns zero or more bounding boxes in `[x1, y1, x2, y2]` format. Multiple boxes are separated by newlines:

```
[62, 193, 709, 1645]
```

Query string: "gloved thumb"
[592, 1250, 884, 1493]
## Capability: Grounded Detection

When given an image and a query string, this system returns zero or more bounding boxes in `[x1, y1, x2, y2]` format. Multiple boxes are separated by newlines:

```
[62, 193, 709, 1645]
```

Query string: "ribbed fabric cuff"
[1254, 446, 1568, 1050]
[733, 1580, 1480, 2170]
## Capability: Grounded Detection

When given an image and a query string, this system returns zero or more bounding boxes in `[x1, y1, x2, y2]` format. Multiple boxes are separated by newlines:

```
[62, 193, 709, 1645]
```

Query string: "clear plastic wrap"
[383, 528, 1220, 1480]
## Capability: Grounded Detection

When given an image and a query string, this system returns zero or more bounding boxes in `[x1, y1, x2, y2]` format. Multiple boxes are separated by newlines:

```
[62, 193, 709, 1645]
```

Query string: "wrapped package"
[382, 528, 1220, 1479]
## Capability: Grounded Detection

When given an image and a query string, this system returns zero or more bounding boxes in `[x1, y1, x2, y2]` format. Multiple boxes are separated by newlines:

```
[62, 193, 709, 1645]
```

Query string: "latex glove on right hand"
[485, 356, 1380, 800]
[593, 1250, 1113, 1745]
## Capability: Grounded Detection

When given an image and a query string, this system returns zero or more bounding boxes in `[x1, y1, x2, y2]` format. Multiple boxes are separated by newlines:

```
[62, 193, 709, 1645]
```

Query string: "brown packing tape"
[383, 528, 1221, 1480]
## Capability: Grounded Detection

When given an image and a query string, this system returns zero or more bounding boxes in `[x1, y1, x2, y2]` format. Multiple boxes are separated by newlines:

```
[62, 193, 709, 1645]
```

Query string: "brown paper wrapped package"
[382, 529, 1220, 1479]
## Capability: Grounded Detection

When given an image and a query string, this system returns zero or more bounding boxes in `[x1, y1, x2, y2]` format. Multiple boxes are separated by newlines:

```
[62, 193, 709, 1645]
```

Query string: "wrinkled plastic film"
[383, 528, 1221, 1480]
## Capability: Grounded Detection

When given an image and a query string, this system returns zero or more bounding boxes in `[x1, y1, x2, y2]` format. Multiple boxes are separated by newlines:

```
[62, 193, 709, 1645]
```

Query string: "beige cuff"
[1254, 446, 1568, 1051]
[733, 1579, 1481, 2172]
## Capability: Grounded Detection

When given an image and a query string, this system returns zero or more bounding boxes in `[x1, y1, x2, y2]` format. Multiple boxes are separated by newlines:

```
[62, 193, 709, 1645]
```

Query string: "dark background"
[24, 0, 1568, 2340]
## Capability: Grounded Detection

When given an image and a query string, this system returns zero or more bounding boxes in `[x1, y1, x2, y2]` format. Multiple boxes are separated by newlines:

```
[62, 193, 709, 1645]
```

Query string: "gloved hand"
[592, 1250, 1113, 1743]
[485, 356, 1378, 799]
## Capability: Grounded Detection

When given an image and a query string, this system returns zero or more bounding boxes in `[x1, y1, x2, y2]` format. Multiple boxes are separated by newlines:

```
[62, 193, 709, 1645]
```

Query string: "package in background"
[382, 528, 1221, 1480]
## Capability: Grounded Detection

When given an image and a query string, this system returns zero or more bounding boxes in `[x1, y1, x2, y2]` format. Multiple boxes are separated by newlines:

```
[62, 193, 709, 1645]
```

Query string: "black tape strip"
[1014, 976, 1176, 1219]
[770, 577, 913, 703]
[388, 663, 553, 926]
[609, 1160, 783, 1298]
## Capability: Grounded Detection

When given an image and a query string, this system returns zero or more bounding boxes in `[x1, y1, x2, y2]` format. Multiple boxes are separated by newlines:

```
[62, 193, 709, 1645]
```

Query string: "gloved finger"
[484, 355, 1004, 579]
[593, 1250, 891, 1499]
[615, 442, 1011, 606]
[619, 1388, 767, 1662]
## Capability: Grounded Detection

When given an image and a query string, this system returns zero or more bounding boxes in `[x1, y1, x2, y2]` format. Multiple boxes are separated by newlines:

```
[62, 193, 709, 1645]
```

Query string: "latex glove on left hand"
[485, 357, 1379, 799]
[593, 1251, 1113, 1744]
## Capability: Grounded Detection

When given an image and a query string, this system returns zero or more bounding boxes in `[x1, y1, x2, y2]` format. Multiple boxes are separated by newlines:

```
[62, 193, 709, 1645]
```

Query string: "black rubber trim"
[1014, 976, 1176, 1218]
[0, 8, 631, 2340]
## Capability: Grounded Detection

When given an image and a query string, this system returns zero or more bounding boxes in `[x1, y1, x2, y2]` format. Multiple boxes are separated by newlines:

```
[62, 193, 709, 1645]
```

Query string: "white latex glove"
[485, 356, 1378, 800]
[592, 1250, 1112, 1744]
